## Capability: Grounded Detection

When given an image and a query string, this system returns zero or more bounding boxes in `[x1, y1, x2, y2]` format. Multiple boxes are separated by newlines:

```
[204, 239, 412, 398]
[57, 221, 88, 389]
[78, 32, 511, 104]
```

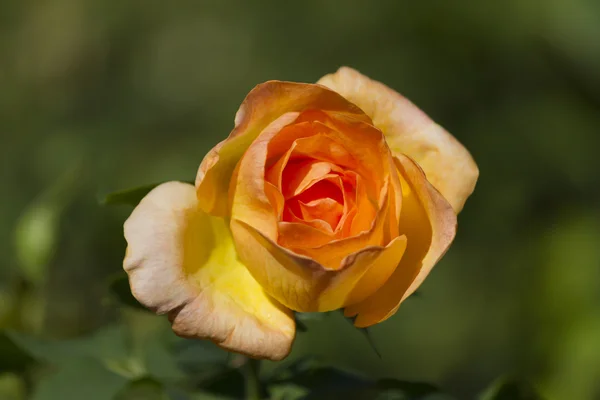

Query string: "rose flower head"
[123, 67, 478, 361]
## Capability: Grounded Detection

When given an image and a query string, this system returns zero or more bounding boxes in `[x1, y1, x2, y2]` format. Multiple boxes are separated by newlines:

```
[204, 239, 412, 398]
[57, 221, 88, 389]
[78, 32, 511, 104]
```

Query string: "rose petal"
[278, 220, 336, 248]
[231, 109, 399, 268]
[343, 155, 457, 327]
[231, 219, 407, 312]
[230, 112, 301, 240]
[289, 181, 391, 269]
[299, 198, 343, 230]
[123, 182, 295, 361]
[318, 66, 479, 212]
[281, 160, 340, 199]
[196, 81, 371, 216]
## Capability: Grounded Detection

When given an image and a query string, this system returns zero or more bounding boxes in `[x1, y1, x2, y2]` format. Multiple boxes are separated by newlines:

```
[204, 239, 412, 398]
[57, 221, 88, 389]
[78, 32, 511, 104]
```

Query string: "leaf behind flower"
[101, 181, 194, 207]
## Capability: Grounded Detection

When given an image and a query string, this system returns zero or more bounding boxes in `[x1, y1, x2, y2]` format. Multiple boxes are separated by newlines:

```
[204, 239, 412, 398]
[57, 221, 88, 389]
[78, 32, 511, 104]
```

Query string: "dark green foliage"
[0, 333, 35, 374]
[268, 361, 447, 400]
[479, 377, 546, 400]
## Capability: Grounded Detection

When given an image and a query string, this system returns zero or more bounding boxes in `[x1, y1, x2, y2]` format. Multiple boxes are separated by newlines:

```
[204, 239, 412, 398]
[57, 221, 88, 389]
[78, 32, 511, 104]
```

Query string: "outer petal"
[317, 67, 479, 212]
[123, 182, 295, 361]
[196, 81, 371, 216]
[231, 219, 407, 312]
[343, 155, 456, 327]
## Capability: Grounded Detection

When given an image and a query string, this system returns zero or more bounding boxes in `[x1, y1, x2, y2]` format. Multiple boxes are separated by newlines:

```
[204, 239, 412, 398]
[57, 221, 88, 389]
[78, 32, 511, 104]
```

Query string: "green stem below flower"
[243, 357, 262, 400]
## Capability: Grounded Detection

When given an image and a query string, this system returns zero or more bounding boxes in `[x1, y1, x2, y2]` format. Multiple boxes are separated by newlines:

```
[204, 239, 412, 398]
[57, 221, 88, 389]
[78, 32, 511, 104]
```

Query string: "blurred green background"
[2, 0, 600, 399]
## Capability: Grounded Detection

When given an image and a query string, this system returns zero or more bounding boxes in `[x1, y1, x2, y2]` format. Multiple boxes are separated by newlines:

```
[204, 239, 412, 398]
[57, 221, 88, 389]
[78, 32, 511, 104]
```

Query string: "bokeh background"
[2, 0, 600, 399]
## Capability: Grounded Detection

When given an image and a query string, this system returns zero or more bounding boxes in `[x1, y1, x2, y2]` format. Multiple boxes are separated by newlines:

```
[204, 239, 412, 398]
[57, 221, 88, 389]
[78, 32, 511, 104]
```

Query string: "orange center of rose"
[261, 111, 384, 253]
[279, 159, 357, 234]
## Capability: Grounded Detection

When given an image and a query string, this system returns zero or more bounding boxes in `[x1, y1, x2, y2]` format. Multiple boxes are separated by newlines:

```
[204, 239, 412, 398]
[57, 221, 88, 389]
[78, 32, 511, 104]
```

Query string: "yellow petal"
[123, 182, 295, 361]
[318, 67, 479, 212]
[343, 154, 457, 327]
[230, 219, 407, 312]
[196, 81, 371, 217]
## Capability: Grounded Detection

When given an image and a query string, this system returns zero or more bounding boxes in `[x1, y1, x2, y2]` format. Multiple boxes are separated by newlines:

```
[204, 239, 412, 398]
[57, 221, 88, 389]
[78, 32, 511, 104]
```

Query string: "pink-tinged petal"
[318, 67, 479, 212]
[123, 182, 295, 360]
[343, 155, 457, 327]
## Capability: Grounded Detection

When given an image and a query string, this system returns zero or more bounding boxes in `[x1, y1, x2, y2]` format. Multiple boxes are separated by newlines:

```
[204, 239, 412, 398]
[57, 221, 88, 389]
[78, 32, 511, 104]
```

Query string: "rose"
[123, 67, 478, 361]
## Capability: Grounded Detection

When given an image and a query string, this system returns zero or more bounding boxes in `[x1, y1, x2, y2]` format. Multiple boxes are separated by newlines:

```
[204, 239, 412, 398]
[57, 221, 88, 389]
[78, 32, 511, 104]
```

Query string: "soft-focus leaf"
[0, 373, 27, 400]
[19, 289, 46, 334]
[6, 324, 132, 375]
[0, 332, 35, 373]
[122, 310, 186, 381]
[197, 368, 245, 400]
[273, 366, 368, 393]
[14, 162, 81, 286]
[116, 377, 169, 400]
[144, 342, 186, 382]
[376, 379, 443, 399]
[0, 282, 19, 329]
[267, 383, 308, 400]
[101, 183, 163, 207]
[479, 377, 545, 400]
[173, 338, 229, 376]
[183, 391, 236, 400]
[14, 203, 60, 285]
[269, 362, 445, 400]
[101, 181, 194, 207]
[6, 330, 85, 365]
[267, 357, 321, 387]
[32, 357, 129, 400]
[302, 379, 444, 400]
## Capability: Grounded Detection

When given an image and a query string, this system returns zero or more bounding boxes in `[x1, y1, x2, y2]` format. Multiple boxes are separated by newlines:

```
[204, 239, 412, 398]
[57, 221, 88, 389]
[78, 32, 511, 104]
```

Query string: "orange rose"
[123, 67, 478, 361]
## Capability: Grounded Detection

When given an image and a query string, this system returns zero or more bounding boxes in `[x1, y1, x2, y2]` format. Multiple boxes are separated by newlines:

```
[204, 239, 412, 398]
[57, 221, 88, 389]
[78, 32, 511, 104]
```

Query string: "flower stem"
[243, 357, 262, 400]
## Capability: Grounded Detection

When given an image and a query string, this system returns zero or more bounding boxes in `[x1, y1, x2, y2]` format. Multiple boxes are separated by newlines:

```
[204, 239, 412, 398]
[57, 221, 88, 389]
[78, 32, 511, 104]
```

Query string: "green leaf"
[101, 181, 194, 207]
[122, 310, 186, 382]
[0, 373, 26, 400]
[173, 338, 229, 375]
[14, 161, 81, 286]
[300, 376, 445, 400]
[182, 390, 237, 400]
[32, 357, 129, 400]
[6, 330, 86, 365]
[267, 357, 321, 384]
[144, 341, 186, 382]
[5, 324, 130, 372]
[0, 332, 35, 373]
[280, 366, 368, 392]
[14, 203, 60, 285]
[479, 376, 545, 400]
[197, 368, 245, 400]
[116, 378, 169, 400]
[375, 379, 443, 399]
[268, 362, 446, 400]
[267, 383, 308, 400]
